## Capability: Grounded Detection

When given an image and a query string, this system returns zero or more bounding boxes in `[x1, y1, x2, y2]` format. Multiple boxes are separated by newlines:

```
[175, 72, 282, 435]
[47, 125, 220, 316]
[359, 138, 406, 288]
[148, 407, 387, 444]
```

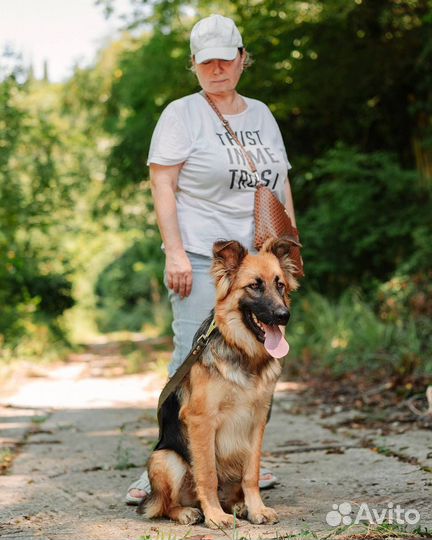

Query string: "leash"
[157, 317, 217, 423]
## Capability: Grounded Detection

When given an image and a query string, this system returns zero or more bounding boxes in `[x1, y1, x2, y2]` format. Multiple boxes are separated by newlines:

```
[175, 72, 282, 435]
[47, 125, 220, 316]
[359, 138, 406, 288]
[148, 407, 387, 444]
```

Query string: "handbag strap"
[203, 92, 303, 272]
[202, 92, 261, 183]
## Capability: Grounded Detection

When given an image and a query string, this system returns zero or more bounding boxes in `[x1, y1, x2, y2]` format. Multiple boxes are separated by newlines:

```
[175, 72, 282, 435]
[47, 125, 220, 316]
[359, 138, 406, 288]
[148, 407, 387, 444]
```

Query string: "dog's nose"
[274, 307, 290, 325]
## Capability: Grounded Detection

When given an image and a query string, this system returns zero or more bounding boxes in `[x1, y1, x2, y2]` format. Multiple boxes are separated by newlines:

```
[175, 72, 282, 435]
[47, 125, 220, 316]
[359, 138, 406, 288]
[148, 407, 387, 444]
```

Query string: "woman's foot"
[259, 467, 278, 489]
[125, 467, 278, 505]
[125, 471, 151, 505]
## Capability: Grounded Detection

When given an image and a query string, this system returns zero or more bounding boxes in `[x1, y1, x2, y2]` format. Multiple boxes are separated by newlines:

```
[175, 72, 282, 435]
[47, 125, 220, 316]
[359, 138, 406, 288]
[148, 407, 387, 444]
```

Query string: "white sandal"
[125, 470, 151, 505]
[259, 467, 278, 490]
[125, 467, 277, 505]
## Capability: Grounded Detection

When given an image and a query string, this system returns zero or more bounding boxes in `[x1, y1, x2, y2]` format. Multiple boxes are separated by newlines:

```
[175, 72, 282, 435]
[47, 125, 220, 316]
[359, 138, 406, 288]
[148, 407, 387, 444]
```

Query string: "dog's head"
[211, 237, 299, 360]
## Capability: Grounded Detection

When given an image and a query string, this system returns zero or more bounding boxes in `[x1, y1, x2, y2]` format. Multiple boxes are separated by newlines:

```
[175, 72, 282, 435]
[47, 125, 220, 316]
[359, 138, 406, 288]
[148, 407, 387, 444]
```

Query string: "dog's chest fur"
[201, 334, 282, 388]
[191, 336, 281, 478]
[214, 379, 271, 454]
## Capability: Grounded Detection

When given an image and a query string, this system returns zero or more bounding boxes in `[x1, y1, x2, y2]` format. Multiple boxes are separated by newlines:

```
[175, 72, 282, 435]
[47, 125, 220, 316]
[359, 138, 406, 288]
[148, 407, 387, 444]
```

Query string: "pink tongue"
[262, 324, 290, 358]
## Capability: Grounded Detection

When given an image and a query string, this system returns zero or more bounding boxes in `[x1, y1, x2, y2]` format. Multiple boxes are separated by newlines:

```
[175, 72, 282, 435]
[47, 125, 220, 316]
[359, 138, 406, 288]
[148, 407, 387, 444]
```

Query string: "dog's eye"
[276, 280, 285, 293]
[248, 279, 263, 291]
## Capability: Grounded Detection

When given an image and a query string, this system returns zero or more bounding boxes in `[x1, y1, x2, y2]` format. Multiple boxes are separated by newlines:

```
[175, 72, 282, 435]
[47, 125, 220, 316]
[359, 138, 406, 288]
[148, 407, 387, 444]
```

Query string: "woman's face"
[193, 51, 244, 95]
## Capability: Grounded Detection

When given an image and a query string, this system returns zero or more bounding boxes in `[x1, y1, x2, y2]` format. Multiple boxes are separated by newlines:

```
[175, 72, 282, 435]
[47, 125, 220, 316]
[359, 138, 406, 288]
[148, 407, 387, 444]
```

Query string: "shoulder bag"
[203, 92, 304, 278]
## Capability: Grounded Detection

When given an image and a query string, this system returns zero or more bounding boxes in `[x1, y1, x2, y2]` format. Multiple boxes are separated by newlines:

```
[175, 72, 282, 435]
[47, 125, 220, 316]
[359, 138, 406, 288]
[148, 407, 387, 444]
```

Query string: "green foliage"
[299, 144, 432, 293]
[289, 289, 428, 378]
[1, 2, 431, 377]
[103, 28, 196, 197]
[0, 75, 72, 346]
[95, 232, 171, 333]
[377, 271, 432, 373]
[100, 0, 432, 193]
[0, 62, 79, 352]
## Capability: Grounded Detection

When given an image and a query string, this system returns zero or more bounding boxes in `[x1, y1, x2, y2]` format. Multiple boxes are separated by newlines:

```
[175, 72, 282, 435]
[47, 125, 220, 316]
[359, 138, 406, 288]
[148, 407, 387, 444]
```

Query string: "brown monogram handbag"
[203, 92, 304, 278]
[254, 185, 304, 277]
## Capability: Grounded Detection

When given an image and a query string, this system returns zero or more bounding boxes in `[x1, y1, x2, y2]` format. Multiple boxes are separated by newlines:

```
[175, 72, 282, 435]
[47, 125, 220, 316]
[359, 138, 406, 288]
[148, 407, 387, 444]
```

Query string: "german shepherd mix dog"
[138, 237, 299, 529]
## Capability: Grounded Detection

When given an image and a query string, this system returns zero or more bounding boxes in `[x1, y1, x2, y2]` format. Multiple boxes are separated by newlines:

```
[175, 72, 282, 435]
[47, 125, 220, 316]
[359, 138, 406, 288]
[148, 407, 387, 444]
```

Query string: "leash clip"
[196, 318, 217, 346]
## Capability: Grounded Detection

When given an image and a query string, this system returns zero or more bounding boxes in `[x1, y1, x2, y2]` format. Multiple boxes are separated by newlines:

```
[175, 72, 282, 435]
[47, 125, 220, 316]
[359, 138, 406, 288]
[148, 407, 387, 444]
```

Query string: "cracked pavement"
[0, 348, 431, 539]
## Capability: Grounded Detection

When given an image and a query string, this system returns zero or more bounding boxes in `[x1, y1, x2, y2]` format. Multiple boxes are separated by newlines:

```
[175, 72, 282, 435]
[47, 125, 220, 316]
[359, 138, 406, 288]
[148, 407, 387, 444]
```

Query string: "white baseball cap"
[190, 14, 243, 64]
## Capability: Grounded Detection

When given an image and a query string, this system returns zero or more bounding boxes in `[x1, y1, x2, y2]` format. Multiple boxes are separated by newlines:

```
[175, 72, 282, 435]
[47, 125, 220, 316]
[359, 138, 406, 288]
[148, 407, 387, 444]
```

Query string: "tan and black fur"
[137, 237, 299, 529]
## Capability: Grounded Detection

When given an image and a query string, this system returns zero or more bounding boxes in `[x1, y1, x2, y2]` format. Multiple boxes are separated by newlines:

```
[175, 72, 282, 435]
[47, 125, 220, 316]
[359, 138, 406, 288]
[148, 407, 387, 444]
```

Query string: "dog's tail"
[137, 491, 168, 518]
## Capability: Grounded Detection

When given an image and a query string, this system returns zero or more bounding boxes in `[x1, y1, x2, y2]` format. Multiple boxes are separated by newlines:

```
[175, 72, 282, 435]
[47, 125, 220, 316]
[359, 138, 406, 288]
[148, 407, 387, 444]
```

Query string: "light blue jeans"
[165, 252, 216, 377]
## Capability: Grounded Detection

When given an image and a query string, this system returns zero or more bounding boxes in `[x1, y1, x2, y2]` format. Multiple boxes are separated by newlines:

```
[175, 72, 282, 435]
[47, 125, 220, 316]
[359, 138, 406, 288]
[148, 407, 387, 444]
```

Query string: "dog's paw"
[205, 511, 235, 529]
[232, 501, 248, 519]
[248, 506, 279, 525]
[177, 507, 203, 525]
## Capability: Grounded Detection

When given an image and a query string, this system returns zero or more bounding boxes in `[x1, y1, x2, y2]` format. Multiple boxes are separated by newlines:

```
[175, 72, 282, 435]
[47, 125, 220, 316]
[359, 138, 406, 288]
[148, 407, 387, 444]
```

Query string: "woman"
[126, 13, 298, 505]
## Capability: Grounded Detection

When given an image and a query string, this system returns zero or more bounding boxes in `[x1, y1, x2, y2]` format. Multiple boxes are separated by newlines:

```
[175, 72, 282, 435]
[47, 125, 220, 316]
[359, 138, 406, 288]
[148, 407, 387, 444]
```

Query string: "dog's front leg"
[242, 411, 279, 525]
[186, 412, 235, 529]
[182, 366, 235, 529]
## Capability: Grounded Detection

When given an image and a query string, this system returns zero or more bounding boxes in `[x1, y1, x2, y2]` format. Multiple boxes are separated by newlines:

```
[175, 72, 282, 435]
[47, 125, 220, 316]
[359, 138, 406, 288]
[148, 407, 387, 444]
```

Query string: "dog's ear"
[262, 236, 299, 291]
[212, 240, 248, 299]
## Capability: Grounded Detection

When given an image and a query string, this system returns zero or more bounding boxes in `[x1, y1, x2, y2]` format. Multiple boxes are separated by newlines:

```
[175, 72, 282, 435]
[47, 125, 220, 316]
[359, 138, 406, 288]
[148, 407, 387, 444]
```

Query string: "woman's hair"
[189, 48, 253, 73]
[238, 48, 254, 69]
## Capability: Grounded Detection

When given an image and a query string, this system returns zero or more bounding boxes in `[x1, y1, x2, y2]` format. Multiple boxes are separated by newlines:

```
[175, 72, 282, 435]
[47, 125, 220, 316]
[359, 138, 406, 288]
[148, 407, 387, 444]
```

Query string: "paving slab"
[1, 359, 431, 540]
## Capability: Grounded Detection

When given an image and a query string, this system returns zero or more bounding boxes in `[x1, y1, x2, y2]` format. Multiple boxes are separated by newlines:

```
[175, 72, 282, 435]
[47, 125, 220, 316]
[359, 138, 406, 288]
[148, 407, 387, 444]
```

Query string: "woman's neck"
[204, 90, 247, 115]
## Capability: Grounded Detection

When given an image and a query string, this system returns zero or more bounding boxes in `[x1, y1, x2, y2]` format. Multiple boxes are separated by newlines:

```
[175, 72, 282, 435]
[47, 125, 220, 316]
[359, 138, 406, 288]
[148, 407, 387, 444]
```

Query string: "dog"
[138, 237, 299, 529]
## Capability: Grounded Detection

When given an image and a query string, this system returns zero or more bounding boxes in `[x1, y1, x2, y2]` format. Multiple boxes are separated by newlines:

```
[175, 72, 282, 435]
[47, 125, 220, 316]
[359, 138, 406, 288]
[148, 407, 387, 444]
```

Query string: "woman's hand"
[165, 250, 193, 298]
[149, 163, 193, 297]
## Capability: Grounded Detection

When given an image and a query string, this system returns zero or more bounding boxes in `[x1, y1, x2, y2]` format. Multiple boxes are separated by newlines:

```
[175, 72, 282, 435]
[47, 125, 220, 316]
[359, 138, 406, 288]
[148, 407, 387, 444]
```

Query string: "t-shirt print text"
[216, 129, 281, 190]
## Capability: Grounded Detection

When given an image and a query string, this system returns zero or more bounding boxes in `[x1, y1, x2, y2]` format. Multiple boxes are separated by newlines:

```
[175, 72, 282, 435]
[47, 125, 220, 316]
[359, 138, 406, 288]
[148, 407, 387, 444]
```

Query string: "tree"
[99, 0, 432, 182]
[0, 59, 75, 347]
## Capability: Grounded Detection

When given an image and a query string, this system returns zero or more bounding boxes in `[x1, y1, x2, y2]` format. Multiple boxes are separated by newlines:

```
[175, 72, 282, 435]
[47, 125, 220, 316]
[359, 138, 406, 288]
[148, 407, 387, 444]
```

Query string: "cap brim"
[195, 47, 238, 64]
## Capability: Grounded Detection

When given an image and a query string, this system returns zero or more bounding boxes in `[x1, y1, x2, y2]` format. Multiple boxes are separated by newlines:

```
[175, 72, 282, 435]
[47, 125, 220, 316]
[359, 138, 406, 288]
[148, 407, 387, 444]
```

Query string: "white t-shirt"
[148, 92, 292, 257]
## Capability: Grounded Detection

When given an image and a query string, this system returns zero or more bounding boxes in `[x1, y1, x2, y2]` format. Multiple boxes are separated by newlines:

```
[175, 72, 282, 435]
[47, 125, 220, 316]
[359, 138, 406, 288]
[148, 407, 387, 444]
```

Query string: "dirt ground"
[1, 341, 431, 540]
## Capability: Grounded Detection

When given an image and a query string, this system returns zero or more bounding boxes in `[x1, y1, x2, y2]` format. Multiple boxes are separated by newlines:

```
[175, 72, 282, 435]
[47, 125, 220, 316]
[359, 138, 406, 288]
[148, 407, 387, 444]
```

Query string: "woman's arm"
[150, 163, 192, 298]
[284, 176, 297, 229]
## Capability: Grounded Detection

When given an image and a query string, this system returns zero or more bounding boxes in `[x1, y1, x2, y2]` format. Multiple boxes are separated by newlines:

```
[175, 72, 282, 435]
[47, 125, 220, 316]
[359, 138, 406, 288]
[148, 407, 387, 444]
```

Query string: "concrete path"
[0, 349, 431, 540]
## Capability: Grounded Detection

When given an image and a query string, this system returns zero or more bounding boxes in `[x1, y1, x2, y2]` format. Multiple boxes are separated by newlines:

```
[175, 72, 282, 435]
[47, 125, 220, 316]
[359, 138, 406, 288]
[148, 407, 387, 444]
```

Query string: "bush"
[298, 144, 432, 295]
[0, 69, 76, 355]
[0, 249, 74, 348]
[95, 232, 171, 334]
[377, 270, 432, 373]
[287, 289, 428, 378]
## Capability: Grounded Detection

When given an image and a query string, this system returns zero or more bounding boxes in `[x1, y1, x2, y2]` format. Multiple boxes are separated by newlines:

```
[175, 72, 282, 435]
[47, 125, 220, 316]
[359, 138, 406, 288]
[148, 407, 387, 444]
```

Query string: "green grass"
[114, 440, 135, 471]
[286, 289, 428, 378]
[0, 448, 14, 474]
[31, 415, 49, 425]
